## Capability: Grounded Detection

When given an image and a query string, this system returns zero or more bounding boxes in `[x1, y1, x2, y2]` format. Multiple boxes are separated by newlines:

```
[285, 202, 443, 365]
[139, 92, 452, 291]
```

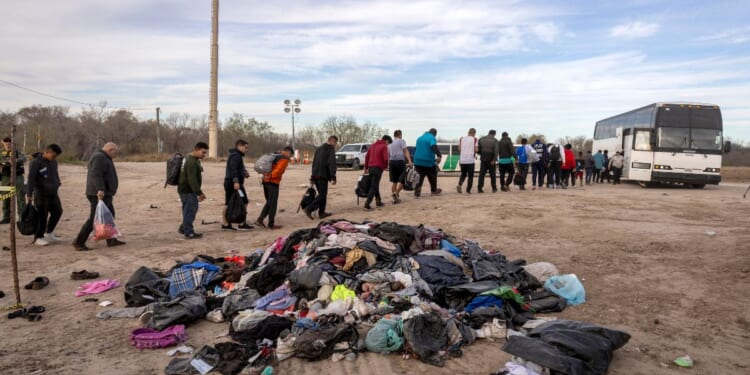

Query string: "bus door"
[621, 128, 632, 178]
[627, 128, 654, 182]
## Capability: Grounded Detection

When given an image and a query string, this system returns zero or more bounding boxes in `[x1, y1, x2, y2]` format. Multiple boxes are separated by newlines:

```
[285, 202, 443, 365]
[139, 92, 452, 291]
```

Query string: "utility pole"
[208, 0, 219, 159]
[9, 123, 21, 305]
[156, 107, 161, 154]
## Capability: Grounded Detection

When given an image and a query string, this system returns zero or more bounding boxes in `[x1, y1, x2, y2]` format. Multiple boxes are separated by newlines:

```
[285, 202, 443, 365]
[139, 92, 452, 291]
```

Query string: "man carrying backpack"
[497, 132, 515, 192]
[256, 147, 293, 229]
[306, 136, 338, 220]
[178, 142, 208, 239]
[547, 142, 565, 189]
[476, 130, 499, 193]
[388, 130, 411, 204]
[222, 140, 253, 231]
[26, 144, 63, 247]
[363, 135, 392, 211]
[0, 137, 26, 224]
[514, 138, 534, 190]
[73, 142, 124, 250]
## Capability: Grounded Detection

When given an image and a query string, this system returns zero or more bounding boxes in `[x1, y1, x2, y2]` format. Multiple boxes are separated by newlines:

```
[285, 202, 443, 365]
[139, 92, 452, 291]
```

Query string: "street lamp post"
[283, 99, 301, 160]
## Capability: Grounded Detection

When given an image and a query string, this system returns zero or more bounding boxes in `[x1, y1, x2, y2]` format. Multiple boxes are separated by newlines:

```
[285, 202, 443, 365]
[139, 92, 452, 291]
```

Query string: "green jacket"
[178, 154, 203, 195]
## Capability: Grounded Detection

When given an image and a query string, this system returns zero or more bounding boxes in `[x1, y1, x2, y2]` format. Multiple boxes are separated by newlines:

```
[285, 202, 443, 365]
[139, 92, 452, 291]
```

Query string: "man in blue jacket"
[592, 150, 605, 183]
[413, 128, 442, 197]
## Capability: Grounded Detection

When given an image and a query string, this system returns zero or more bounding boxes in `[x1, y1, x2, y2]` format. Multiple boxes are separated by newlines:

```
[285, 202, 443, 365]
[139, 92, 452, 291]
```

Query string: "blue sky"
[1, 0, 749, 143]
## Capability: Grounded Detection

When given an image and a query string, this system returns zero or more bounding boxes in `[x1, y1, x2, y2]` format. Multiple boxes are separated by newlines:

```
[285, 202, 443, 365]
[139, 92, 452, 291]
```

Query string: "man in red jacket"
[363, 135, 392, 211]
[561, 144, 576, 189]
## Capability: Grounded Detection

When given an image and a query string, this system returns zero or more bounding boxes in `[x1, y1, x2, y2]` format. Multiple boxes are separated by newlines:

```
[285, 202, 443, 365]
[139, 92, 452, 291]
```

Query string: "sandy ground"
[0, 161, 749, 375]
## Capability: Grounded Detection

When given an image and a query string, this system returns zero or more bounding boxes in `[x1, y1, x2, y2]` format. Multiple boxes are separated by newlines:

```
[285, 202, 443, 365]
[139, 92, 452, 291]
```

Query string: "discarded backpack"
[297, 185, 317, 213]
[355, 174, 371, 205]
[226, 190, 247, 223]
[17, 203, 38, 236]
[92, 200, 121, 241]
[254, 153, 280, 174]
[164, 152, 184, 188]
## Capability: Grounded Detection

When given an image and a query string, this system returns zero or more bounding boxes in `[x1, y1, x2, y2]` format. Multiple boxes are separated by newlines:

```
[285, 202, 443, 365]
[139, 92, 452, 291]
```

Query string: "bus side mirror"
[724, 141, 731, 153]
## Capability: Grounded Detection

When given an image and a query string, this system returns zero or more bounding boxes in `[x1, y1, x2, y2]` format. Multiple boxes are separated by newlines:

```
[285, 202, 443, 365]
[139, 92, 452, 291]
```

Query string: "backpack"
[297, 186, 317, 213]
[164, 153, 184, 188]
[355, 174, 371, 205]
[226, 191, 247, 223]
[527, 146, 540, 163]
[514, 173, 525, 186]
[550, 145, 561, 162]
[400, 166, 420, 191]
[17, 203, 38, 236]
[254, 153, 280, 174]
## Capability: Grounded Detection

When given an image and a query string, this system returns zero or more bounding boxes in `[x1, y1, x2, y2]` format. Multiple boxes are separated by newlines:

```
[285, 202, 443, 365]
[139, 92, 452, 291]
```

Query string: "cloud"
[609, 21, 660, 39]
[699, 27, 750, 44]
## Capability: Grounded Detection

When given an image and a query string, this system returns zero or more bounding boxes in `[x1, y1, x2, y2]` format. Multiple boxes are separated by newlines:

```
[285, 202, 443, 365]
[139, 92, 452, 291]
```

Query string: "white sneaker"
[34, 238, 50, 246]
[44, 233, 61, 243]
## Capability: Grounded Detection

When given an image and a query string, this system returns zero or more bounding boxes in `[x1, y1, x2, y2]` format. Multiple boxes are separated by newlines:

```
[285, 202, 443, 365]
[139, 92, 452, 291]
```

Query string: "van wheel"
[691, 184, 706, 189]
[351, 159, 360, 170]
[638, 181, 651, 188]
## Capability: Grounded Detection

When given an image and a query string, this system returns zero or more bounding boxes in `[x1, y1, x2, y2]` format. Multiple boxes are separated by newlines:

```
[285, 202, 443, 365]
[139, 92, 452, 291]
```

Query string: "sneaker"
[221, 224, 236, 231]
[44, 233, 61, 243]
[492, 188, 498, 193]
[456, 184, 462, 194]
[73, 242, 91, 251]
[466, 190, 471, 194]
[268, 225, 283, 230]
[363, 206, 374, 211]
[107, 239, 126, 247]
[237, 223, 254, 230]
[0, 218, 9, 225]
[34, 238, 50, 247]
[185, 232, 203, 240]
[178, 227, 185, 235]
[319, 212, 333, 219]
[477, 189, 484, 194]
[476, 318, 507, 341]
[254, 220, 266, 228]
[375, 202, 385, 208]
[431, 188, 442, 196]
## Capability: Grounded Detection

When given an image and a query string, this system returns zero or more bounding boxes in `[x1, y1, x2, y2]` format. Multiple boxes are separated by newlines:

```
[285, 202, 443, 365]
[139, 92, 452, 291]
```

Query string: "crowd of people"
[0, 129, 626, 248]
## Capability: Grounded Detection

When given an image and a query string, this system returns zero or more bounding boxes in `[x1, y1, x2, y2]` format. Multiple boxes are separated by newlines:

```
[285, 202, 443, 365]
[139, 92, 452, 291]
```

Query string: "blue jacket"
[593, 152, 604, 169]
[414, 132, 438, 167]
[516, 145, 527, 164]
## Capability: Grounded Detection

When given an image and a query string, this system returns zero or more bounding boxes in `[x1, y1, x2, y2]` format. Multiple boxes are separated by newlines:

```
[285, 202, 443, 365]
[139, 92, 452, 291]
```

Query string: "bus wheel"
[691, 184, 706, 189]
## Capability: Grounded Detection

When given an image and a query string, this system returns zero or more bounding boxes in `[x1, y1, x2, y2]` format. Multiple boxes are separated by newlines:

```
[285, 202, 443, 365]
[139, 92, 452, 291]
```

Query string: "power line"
[0, 79, 155, 111]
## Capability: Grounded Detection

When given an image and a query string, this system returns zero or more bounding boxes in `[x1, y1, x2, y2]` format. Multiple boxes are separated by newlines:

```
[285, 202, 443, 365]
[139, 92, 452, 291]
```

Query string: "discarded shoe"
[71, 270, 100, 280]
[24, 276, 49, 290]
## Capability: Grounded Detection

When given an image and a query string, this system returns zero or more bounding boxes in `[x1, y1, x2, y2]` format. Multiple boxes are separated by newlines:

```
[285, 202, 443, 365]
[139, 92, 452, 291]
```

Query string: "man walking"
[256, 147, 293, 229]
[388, 130, 411, 204]
[601, 150, 611, 183]
[0, 137, 26, 224]
[531, 138, 547, 190]
[178, 142, 208, 239]
[593, 150, 604, 183]
[561, 144, 576, 188]
[584, 150, 594, 185]
[476, 130, 499, 193]
[547, 142, 564, 189]
[514, 138, 533, 190]
[413, 128, 442, 197]
[364, 135, 391, 210]
[306, 136, 338, 220]
[26, 144, 63, 246]
[73, 142, 125, 250]
[609, 151, 625, 184]
[497, 132, 515, 192]
[457, 128, 477, 194]
[222, 139, 253, 230]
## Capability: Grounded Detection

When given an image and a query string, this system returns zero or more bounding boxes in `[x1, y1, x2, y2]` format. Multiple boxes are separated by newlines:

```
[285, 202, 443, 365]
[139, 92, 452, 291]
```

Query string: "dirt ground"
[0, 162, 748, 375]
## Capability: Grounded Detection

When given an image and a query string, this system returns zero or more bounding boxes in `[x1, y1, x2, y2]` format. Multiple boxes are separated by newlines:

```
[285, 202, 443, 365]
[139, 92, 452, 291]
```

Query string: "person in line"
[413, 128, 442, 197]
[26, 144, 63, 246]
[0, 137, 26, 224]
[73, 142, 125, 250]
[306, 136, 337, 220]
[547, 142, 565, 189]
[575, 151, 585, 186]
[497, 131, 515, 192]
[222, 140, 253, 230]
[457, 128, 477, 194]
[256, 147, 293, 229]
[178, 142, 208, 239]
[476, 130, 499, 193]
[388, 130, 411, 204]
[609, 151, 625, 184]
[364, 135, 392, 210]
[514, 138, 533, 190]
[600, 150, 611, 183]
[584, 150, 594, 185]
[593, 149, 604, 183]
[531, 138, 548, 190]
[561, 144, 576, 188]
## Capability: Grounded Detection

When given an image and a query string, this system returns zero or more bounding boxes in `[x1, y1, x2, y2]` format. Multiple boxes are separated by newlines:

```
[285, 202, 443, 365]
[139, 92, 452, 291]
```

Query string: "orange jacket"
[263, 156, 289, 185]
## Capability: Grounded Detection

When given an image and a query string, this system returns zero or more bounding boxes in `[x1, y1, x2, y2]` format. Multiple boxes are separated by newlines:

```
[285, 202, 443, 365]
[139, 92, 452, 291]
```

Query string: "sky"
[1, 0, 749, 143]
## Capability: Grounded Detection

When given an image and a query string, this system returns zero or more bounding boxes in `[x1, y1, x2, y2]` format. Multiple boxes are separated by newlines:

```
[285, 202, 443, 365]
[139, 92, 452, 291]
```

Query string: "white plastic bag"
[92, 200, 121, 241]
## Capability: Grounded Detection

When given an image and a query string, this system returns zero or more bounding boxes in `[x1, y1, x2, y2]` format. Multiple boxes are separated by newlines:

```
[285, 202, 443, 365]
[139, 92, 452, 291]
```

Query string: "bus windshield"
[656, 105, 723, 152]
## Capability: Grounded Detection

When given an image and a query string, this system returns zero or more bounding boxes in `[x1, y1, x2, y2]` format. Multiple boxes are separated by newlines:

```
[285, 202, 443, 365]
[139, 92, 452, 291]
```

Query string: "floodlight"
[284, 99, 291, 105]
[294, 99, 301, 105]
[295, 108, 301, 113]
[284, 108, 291, 113]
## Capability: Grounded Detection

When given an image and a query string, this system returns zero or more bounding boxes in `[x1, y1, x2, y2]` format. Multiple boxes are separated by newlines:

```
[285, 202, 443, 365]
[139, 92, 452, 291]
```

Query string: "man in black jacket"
[497, 132, 516, 192]
[476, 130, 499, 193]
[73, 142, 125, 251]
[305, 135, 338, 220]
[26, 144, 63, 246]
[222, 140, 253, 230]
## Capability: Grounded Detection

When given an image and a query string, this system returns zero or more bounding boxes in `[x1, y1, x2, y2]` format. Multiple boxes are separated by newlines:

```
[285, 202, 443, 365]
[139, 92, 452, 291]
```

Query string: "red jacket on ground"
[562, 149, 576, 170]
[364, 140, 389, 170]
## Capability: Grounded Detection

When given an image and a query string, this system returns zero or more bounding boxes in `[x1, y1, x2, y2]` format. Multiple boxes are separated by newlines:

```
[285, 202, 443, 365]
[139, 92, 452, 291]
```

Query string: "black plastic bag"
[17, 203, 38, 236]
[226, 190, 247, 223]
[403, 312, 448, 367]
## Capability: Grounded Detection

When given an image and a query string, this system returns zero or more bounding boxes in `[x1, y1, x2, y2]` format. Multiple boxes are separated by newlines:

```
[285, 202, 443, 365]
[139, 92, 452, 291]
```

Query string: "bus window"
[691, 128, 722, 150]
[658, 127, 689, 148]
[634, 130, 652, 151]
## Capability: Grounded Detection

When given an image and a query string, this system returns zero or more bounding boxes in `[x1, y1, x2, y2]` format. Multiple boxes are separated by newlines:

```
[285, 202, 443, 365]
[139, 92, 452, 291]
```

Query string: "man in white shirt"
[457, 128, 478, 194]
[388, 130, 412, 204]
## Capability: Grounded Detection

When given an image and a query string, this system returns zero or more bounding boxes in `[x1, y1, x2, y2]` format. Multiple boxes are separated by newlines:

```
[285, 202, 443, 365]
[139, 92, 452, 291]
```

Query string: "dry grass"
[721, 166, 750, 182]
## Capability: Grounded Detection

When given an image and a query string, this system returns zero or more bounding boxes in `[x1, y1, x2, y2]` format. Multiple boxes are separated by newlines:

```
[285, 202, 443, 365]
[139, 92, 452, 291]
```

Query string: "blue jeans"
[179, 193, 199, 235]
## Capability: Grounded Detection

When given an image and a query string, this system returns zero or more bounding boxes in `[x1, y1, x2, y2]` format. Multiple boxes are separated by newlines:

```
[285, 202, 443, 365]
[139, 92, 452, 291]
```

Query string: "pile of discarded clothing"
[98, 219, 629, 375]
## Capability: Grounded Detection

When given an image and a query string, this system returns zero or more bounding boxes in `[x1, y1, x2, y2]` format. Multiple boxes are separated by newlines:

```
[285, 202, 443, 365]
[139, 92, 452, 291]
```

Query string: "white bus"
[592, 102, 729, 188]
